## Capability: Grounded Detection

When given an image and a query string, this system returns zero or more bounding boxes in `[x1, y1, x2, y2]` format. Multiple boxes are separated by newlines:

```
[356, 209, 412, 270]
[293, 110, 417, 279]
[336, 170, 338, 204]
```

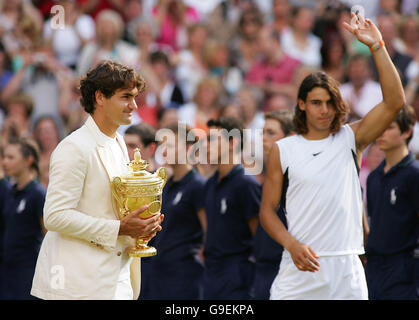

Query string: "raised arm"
[259, 144, 319, 272]
[344, 13, 406, 153]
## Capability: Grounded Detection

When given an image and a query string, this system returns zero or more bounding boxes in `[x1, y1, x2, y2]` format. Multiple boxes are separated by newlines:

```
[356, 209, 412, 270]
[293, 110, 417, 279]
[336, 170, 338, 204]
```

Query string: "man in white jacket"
[31, 61, 163, 300]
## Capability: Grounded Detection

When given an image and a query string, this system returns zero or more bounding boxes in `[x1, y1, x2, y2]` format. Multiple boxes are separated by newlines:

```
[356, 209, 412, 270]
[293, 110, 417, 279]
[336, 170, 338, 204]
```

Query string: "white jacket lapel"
[96, 145, 119, 182]
[115, 132, 130, 164]
[84, 116, 123, 181]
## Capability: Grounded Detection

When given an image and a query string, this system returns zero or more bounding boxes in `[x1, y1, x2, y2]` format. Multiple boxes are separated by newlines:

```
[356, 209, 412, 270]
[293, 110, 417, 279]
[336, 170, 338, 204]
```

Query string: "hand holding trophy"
[111, 148, 168, 257]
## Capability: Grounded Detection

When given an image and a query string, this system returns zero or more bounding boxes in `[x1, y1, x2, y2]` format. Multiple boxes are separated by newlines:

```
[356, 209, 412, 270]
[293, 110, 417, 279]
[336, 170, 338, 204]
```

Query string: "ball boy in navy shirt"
[0, 146, 11, 299]
[149, 123, 206, 299]
[1, 138, 46, 299]
[366, 105, 419, 300]
[202, 117, 260, 300]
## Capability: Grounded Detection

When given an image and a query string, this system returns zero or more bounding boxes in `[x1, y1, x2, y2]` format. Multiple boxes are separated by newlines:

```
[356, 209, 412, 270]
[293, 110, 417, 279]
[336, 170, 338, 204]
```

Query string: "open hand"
[288, 239, 320, 272]
[343, 12, 383, 47]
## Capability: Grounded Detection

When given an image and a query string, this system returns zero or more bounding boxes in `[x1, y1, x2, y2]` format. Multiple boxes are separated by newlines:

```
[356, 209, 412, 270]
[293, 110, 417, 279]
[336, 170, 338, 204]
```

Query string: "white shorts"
[270, 253, 368, 300]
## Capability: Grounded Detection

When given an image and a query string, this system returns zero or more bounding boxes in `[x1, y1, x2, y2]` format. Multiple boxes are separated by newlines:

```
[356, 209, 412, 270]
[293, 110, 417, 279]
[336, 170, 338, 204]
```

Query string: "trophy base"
[126, 245, 157, 258]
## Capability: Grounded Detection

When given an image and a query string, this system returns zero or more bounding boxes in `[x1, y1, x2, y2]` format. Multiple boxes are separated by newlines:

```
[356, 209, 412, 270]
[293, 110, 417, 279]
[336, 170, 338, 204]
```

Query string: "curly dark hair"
[79, 60, 146, 114]
[294, 71, 348, 135]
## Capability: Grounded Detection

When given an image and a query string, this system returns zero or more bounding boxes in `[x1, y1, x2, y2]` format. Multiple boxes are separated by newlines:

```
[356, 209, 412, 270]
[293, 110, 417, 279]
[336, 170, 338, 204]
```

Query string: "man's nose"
[320, 103, 329, 114]
[129, 98, 138, 110]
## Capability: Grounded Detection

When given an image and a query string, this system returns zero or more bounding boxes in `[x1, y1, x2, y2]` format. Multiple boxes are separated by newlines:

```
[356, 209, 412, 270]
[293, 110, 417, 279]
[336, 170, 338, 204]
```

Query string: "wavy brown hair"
[294, 71, 348, 135]
[79, 60, 146, 114]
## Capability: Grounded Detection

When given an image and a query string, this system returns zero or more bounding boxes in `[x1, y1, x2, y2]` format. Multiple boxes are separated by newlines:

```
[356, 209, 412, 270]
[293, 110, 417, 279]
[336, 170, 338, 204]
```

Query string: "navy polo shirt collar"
[214, 164, 243, 185]
[167, 168, 196, 188]
[12, 179, 37, 194]
[381, 152, 415, 176]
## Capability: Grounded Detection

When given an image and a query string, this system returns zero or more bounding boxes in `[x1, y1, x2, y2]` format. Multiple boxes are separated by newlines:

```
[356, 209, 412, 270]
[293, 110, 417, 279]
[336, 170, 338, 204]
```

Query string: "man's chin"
[121, 117, 132, 125]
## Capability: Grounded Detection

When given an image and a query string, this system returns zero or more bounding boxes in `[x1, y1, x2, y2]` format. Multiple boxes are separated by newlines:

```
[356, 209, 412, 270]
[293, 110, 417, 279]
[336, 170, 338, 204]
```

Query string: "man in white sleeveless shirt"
[260, 14, 406, 299]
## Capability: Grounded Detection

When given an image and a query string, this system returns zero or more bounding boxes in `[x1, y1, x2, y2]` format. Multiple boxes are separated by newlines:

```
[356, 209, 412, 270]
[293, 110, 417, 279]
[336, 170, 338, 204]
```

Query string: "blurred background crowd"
[0, 0, 419, 300]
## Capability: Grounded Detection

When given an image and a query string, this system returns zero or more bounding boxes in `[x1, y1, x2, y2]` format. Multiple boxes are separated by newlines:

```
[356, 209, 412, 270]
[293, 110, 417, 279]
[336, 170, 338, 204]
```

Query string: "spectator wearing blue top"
[253, 111, 294, 300]
[149, 123, 206, 299]
[203, 117, 261, 300]
[366, 105, 419, 300]
[1, 138, 46, 300]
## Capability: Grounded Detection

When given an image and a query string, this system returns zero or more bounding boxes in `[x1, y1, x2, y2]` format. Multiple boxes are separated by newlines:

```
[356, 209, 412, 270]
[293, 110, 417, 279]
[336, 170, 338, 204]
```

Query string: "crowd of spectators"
[0, 0, 419, 300]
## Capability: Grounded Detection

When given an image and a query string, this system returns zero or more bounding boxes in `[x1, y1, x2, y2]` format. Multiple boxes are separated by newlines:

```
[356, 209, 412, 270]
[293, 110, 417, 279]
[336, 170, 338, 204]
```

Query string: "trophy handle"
[156, 167, 168, 188]
[147, 200, 161, 215]
[111, 177, 127, 218]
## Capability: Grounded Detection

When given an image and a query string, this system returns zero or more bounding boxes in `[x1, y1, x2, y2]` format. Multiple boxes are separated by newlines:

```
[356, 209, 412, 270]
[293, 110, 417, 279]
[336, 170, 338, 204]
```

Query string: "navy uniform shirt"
[0, 177, 11, 270]
[204, 165, 261, 262]
[366, 153, 419, 256]
[153, 169, 206, 263]
[2, 180, 46, 267]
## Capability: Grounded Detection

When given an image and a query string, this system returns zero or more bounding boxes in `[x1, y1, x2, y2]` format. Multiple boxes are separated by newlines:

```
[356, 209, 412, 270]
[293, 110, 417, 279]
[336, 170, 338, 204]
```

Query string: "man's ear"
[95, 90, 104, 106]
[297, 98, 305, 111]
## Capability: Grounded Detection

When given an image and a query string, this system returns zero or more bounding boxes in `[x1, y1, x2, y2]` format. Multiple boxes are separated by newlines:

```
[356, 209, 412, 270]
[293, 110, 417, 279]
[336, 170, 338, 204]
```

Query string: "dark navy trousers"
[203, 256, 255, 300]
[252, 261, 280, 300]
[365, 251, 418, 300]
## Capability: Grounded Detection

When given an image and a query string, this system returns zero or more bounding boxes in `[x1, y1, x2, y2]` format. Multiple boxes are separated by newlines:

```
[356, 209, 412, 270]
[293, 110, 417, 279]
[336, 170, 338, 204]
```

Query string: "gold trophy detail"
[111, 148, 167, 257]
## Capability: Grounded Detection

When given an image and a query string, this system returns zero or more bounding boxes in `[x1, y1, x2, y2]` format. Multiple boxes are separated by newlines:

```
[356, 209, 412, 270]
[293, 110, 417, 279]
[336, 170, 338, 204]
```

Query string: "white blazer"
[31, 116, 141, 300]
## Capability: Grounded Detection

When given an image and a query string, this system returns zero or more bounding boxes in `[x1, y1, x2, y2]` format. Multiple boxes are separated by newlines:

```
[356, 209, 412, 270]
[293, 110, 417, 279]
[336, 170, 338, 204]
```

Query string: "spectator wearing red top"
[245, 26, 300, 102]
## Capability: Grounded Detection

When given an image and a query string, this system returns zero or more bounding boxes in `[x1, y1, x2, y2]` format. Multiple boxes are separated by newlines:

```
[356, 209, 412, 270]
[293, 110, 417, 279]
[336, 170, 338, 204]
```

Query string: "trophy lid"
[129, 148, 149, 173]
[120, 148, 167, 186]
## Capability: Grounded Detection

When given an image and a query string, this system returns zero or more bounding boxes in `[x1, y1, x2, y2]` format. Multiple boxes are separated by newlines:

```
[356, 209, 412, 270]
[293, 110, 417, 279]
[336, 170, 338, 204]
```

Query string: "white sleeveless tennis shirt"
[276, 124, 364, 256]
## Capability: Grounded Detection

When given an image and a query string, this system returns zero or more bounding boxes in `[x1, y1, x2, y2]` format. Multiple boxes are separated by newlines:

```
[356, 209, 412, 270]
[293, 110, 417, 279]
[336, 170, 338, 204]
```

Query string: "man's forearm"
[373, 46, 405, 110]
[44, 208, 120, 249]
[260, 207, 294, 250]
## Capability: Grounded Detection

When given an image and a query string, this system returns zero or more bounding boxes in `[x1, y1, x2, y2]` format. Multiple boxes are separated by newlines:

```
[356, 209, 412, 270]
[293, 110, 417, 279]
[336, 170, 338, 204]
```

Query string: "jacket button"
[117, 251, 122, 256]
